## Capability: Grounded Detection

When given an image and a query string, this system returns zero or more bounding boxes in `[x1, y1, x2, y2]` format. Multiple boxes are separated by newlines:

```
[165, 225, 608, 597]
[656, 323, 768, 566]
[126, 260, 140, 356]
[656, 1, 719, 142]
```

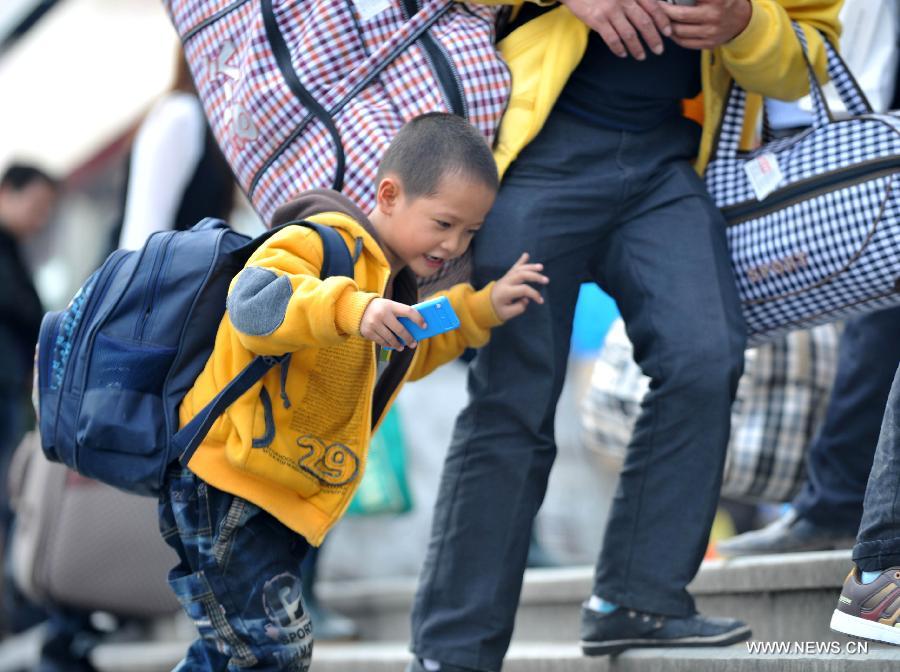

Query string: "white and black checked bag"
[163, 0, 510, 226]
[580, 320, 840, 504]
[705, 23, 900, 347]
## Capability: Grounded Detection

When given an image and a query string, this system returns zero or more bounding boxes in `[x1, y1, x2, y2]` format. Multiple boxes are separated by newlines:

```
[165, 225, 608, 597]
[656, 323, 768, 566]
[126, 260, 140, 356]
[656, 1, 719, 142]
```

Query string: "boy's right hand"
[360, 298, 427, 351]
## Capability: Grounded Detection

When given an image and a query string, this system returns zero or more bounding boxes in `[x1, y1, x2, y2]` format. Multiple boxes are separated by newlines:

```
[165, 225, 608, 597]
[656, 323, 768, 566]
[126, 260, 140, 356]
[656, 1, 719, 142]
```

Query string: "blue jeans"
[159, 468, 312, 671]
[792, 307, 900, 531]
[854, 365, 900, 572]
[410, 108, 746, 671]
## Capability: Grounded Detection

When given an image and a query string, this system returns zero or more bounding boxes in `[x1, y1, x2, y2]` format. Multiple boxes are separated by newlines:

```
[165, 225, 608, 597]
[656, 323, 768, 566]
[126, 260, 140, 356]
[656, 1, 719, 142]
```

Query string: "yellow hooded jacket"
[179, 190, 502, 546]
[491, 0, 843, 178]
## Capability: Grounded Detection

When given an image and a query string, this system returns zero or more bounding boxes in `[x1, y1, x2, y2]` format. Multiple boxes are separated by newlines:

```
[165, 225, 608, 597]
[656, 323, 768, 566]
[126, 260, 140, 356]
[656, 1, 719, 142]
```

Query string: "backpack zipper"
[132, 240, 163, 340]
[60, 251, 129, 394]
[135, 235, 175, 341]
[722, 158, 900, 225]
[39, 311, 64, 391]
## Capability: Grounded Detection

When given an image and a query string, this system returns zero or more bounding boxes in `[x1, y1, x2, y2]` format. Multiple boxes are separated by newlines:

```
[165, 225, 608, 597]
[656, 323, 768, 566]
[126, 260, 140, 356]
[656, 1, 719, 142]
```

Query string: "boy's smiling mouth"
[424, 254, 445, 269]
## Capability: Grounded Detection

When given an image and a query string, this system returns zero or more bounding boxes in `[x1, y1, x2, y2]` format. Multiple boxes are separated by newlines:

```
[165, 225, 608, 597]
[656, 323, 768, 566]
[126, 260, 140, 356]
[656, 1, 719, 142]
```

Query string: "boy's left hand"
[490, 253, 549, 321]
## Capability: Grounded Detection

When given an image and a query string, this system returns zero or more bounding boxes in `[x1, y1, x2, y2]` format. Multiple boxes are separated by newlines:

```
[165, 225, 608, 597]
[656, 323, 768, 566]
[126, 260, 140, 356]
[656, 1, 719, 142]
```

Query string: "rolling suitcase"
[9, 433, 179, 618]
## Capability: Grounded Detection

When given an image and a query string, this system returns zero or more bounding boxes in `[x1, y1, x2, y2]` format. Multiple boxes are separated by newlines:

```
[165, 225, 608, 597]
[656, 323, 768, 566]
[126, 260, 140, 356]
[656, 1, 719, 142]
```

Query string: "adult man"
[408, 1, 841, 670]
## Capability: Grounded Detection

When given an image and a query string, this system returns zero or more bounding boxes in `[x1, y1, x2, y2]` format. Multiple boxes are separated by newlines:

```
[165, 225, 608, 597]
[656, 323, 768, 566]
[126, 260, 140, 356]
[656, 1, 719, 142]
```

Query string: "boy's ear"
[375, 175, 402, 214]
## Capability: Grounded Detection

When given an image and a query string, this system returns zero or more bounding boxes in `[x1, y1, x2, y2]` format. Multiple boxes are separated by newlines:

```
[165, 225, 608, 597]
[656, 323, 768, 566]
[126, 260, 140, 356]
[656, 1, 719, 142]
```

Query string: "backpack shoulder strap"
[170, 222, 354, 465]
[300, 221, 354, 279]
[232, 219, 354, 280]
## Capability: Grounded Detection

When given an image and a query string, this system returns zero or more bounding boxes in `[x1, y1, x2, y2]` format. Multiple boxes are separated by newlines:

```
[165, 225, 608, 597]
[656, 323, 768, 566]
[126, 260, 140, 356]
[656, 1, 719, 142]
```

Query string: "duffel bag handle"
[713, 23, 874, 161]
[792, 23, 873, 124]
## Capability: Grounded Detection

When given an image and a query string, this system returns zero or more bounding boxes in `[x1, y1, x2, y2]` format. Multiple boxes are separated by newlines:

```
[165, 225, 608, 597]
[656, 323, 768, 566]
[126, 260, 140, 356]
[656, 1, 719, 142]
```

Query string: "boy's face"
[375, 172, 496, 277]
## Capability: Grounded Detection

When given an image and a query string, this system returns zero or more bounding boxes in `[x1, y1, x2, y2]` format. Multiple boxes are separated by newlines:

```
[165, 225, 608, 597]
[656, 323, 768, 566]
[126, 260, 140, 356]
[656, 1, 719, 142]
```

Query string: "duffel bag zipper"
[328, 5, 455, 118]
[182, 0, 252, 42]
[739, 177, 895, 309]
[723, 157, 900, 225]
[260, 0, 346, 193]
[400, 0, 466, 118]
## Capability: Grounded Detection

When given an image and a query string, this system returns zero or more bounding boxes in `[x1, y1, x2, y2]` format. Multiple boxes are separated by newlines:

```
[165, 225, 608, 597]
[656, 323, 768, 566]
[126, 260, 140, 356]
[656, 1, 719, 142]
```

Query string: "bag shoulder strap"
[171, 221, 354, 464]
[711, 23, 875, 162]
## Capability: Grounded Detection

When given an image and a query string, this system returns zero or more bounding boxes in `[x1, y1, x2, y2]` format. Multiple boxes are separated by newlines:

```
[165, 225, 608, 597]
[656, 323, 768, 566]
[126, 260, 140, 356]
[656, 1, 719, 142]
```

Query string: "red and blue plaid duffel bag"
[163, 0, 511, 224]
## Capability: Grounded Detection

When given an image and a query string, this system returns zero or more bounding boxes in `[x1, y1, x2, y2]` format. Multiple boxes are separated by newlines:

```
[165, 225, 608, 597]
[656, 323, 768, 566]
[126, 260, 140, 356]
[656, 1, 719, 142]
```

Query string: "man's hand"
[360, 298, 426, 351]
[560, 0, 673, 60]
[491, 253, 549, 322]
[660, 0, 752, 50]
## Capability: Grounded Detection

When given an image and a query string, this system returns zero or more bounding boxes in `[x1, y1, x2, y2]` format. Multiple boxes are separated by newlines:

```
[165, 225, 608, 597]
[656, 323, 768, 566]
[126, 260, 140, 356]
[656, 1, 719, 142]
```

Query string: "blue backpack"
[35, 218, 353, 496]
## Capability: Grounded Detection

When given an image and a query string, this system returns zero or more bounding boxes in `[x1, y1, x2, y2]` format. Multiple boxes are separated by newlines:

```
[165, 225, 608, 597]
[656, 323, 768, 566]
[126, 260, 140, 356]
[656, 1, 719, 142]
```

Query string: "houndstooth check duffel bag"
[705, 24, 900, 347]
[163, 0, 510, 224]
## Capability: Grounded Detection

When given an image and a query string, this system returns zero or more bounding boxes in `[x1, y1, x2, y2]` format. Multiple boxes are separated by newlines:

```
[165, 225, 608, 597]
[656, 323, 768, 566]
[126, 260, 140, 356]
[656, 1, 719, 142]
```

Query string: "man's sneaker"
[830, 566, 900, 646]
[580, 605, 751, 656]
[716, 509, 857, 557]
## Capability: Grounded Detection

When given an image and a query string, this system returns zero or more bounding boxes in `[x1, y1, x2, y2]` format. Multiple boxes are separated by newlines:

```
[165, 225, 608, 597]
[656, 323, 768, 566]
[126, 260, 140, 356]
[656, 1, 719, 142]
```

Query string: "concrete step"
[90, 641, 900, 672]
[317, 550, 855, 644]
[34, 550, 861, 671]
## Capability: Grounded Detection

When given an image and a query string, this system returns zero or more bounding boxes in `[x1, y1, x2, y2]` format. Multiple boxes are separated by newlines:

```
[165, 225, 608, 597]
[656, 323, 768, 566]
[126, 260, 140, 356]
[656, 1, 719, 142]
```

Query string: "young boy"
[159, 113, 548, 670]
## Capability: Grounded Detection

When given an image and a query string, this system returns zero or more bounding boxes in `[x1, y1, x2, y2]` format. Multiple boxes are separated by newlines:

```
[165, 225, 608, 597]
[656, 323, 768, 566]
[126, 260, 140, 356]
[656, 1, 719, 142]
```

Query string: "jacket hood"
[271, 189, 380, 244]
[270, 189, 418, 305]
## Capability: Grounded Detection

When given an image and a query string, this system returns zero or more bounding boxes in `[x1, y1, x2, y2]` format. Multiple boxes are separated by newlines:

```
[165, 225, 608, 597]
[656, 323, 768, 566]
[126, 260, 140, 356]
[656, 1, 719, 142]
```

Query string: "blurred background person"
[0, 163, 59, 658]
[0, 163, 57, 462]
[110, 53, 234, 253]
[0, 163, 57, 541]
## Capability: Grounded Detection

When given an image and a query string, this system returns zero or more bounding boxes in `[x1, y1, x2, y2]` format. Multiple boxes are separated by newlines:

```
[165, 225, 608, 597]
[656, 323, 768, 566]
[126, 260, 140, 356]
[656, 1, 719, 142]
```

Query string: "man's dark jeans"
[792, 307, 900, 532]
[854, 365, 900, 571]
[410, 108, 746, 672]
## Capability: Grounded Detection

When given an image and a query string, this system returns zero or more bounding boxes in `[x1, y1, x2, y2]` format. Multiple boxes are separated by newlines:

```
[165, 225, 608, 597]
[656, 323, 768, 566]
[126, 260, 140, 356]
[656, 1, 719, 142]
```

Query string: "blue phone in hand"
[394, 297, 460, 347]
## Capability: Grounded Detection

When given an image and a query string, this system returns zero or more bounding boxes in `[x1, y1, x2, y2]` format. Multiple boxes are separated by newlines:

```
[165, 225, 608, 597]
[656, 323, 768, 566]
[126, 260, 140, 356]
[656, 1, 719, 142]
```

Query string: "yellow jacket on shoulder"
[489, 0, 843, 176]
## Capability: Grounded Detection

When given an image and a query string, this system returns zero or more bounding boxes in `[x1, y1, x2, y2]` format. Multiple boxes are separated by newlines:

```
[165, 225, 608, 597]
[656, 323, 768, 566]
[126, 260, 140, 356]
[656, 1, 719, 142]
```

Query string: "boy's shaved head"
[376, 113, 499, 198]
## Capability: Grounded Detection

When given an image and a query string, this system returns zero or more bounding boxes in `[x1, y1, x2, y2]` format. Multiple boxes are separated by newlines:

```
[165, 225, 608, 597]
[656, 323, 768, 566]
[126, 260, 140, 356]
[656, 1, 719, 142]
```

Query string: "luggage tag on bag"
[354, 0, 391, 21]
[744, 153, 784, 201]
